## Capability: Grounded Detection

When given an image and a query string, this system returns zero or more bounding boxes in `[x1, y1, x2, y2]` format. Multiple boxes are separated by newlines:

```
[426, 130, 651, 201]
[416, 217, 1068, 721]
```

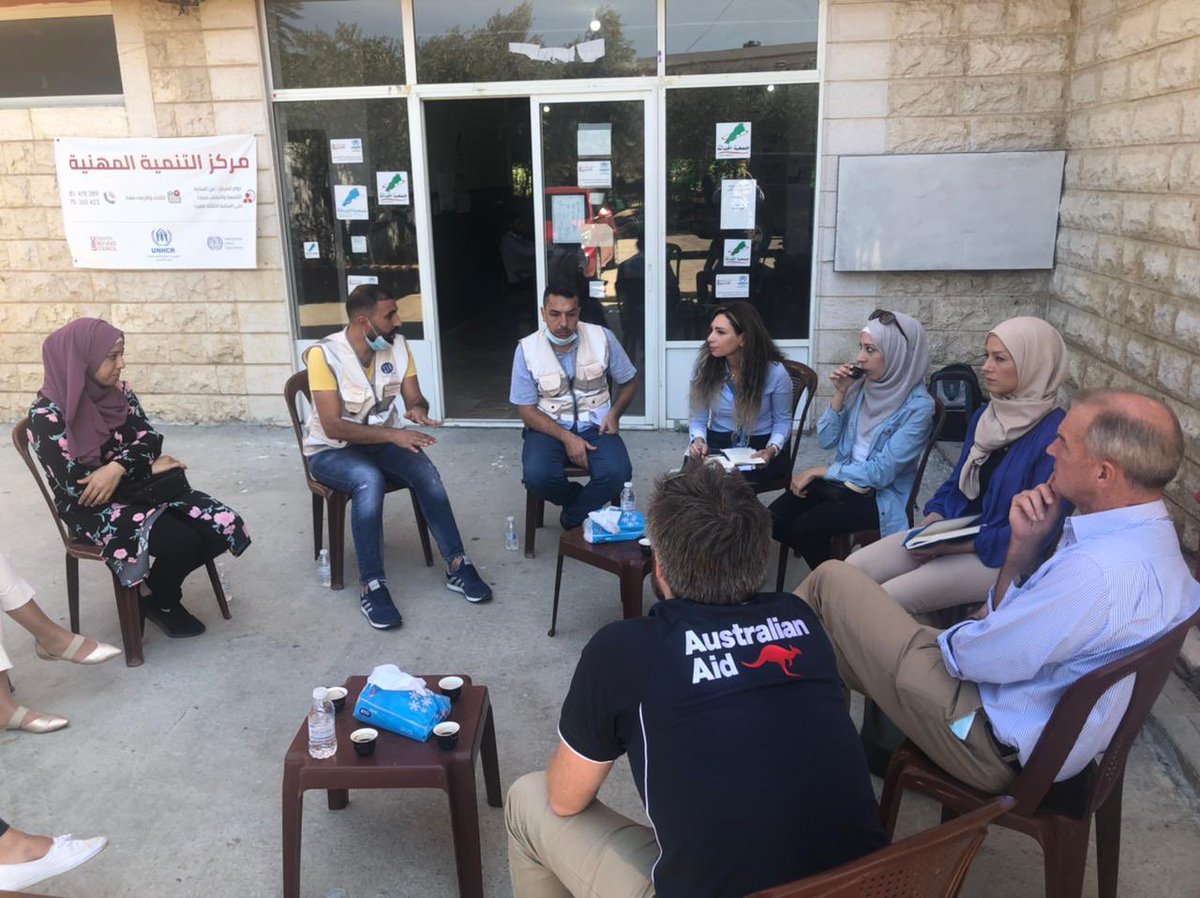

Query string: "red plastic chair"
[754, 359, 819, 495]
[746, 796, 1014, 898]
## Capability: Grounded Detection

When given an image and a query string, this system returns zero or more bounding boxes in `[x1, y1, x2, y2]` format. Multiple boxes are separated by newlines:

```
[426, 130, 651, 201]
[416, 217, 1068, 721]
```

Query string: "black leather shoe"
[140, 597, 206, 638]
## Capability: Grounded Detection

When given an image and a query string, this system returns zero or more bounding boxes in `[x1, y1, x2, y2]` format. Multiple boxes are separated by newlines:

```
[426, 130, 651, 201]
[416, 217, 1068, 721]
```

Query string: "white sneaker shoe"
[0, 834, 107, 890]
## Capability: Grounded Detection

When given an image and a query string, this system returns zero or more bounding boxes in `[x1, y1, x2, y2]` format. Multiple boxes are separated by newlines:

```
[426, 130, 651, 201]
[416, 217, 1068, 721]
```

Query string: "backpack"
[928, 364, 982, 442]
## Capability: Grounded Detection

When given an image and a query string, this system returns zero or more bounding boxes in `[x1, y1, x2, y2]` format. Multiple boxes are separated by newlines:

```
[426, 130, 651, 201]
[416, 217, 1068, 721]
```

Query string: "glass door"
[425, 97, 534, 420]
[533, 92, 654, 422]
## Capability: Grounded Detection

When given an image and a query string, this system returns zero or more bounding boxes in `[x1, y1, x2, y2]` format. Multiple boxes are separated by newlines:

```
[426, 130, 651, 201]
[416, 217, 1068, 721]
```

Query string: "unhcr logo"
[150, 227, 176, 255]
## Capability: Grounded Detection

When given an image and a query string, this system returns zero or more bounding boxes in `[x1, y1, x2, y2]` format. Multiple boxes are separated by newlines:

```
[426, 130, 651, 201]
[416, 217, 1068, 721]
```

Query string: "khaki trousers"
[506, 771, 658, 898]
[0, 552, 36, 673]
[845, 530, 997, 613]
[795, 561, 1017, 795]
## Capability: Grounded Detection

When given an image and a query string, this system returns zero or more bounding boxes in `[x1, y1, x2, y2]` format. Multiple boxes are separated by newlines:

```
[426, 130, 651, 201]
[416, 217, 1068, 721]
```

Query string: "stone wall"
[815, 0, 1074, 396]
[1048, 0, 1200, 551]
[0, 0, 291, 424]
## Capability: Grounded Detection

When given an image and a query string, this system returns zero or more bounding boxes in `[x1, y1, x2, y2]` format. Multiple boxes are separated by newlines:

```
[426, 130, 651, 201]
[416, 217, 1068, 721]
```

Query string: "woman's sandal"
[4, 705, 69, 734]
[34, 634, 121, 666]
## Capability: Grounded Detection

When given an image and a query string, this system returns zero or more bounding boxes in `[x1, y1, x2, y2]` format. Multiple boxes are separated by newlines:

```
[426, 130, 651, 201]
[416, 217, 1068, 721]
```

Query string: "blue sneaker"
[360, 579, 402, 629]
[445, 559, 493, 604]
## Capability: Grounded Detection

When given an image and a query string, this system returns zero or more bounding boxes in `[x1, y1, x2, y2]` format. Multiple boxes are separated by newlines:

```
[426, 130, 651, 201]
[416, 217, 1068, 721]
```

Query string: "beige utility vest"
[302, 329, 410, 455]
[519, 321, 611, 425]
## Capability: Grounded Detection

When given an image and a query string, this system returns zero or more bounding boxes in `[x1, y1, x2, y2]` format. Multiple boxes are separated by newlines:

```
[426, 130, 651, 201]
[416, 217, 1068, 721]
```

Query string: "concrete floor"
[1, 424, 1197, 897]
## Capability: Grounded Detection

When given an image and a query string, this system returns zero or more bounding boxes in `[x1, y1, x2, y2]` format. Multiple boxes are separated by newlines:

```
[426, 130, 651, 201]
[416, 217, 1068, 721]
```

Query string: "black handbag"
[114, 467, 190, 505]
[807, 478, 875, 503]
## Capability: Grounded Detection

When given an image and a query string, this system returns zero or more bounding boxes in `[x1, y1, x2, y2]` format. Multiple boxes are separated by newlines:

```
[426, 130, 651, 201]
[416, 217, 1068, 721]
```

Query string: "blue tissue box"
[583, 510, 646, 544]
[353, 683, 450, 742]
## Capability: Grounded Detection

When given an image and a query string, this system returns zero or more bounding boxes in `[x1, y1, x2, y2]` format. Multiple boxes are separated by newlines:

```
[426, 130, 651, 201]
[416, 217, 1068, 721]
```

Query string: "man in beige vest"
[510, 280, 638, 530]
[303, 285, 492, 630]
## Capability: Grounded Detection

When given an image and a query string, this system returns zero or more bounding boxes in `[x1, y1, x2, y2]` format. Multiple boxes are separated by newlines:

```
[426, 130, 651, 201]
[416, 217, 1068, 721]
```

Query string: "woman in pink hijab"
[28, 319, 250, 640]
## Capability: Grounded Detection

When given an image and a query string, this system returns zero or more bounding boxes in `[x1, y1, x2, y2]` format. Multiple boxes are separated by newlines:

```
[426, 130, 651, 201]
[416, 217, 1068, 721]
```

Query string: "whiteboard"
[834, 151, 1065, 271]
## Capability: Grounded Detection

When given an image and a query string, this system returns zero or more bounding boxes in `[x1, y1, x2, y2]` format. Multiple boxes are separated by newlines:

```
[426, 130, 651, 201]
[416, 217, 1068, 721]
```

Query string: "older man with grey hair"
[505, 463, 887, 898]
[797, 389, 1200, 795]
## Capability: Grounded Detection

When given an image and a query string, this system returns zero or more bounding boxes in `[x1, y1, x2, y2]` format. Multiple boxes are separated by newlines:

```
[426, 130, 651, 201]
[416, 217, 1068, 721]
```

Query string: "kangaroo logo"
[741, 645, 802, 678]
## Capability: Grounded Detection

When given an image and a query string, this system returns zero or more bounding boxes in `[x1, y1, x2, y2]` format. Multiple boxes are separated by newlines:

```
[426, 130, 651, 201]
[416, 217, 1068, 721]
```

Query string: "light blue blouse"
[689, 361, 792, 448]
[817, 384, 935, 536]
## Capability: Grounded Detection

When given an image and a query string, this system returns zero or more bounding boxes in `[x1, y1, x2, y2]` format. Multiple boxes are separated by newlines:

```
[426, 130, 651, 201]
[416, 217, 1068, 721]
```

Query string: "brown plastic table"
[549, 529, 654, 636]
[281, 675, 502, 898]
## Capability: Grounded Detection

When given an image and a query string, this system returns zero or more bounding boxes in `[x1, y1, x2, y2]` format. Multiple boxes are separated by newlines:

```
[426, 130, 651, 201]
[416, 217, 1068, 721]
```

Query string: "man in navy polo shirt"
[505, 464, 887, 898]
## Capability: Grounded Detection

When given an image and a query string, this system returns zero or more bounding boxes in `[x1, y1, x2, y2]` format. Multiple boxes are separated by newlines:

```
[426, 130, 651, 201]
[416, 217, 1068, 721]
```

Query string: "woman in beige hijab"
[847, 316, 1070, 613]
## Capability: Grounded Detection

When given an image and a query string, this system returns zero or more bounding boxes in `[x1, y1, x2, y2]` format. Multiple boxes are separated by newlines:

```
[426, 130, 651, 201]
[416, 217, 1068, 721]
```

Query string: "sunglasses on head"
[868, 308, 907, 342]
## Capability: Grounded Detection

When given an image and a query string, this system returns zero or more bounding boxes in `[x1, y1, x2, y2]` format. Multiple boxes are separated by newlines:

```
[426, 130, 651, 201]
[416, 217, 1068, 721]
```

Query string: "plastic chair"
[283, 370, 432, 590]
[523, 464, 587, 560]
[11, 422, 230, 668]
[746, 796, 1014, 898]
[774, 399, 945, 591]
[754, 359, 818, 495]
[879, 606, 1200, 898]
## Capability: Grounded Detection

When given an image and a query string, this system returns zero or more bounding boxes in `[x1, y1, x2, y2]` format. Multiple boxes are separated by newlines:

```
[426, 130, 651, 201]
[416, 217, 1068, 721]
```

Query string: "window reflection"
[665, 83, 818, 341]
[274, 99, 423, 340]
[540, 101, 646, 415]
[0, 16, 122, 98]
[264, 0, 405, 90]
[666, 0, 818, 74]
[414, 1, 655, 83]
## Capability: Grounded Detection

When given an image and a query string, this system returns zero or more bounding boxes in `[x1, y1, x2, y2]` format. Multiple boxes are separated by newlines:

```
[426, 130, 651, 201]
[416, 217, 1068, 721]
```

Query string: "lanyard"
[724, 370, 747, 446]
[554, 349, 580, 434]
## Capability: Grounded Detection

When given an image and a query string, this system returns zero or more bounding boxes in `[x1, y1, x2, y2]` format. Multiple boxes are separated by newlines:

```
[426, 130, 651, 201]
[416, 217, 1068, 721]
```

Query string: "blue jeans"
[308, 443, 465, 585]
[522, 426, 633, 529]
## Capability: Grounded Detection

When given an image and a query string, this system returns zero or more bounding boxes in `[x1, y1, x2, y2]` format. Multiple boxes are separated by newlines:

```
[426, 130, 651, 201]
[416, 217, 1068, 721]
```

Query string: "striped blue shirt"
[939, 500, 1200, 780]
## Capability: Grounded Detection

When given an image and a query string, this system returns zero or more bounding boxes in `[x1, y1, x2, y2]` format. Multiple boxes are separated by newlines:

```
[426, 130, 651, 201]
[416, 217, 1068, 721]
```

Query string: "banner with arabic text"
[54, 135, 258, 269]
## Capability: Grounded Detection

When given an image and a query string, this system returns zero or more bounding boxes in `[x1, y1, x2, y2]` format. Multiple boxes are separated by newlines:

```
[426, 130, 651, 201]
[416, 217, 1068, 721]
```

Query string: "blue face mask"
[545, 328, 578, 347]
[365, 323, 392, 352]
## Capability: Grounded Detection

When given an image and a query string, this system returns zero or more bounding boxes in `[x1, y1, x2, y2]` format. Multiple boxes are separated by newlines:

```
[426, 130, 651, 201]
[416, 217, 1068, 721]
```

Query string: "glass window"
[273, 99, 423, 340]
[540, 99, 647, 416]
[413, 1, 655, 84]
[0, 16, 122, 99]
[665, 1, 818, 75]
[264, 0, 405, 90]
[665, 83, 818, 341]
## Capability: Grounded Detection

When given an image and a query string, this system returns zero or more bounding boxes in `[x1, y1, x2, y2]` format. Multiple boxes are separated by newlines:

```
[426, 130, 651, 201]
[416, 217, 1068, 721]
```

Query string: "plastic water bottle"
[504, 516, 519, 552]
[620, 481, 636, 512]
[316, 549, 331, 588]
[216, 560, 232, 602]
[308, 687, 337, 759]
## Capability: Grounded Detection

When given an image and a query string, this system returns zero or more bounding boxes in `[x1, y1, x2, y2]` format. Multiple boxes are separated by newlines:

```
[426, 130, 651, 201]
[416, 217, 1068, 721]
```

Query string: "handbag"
[114, 467, 191, 505]
[353, 682, 451, 742]
[807, 478, 874, 503]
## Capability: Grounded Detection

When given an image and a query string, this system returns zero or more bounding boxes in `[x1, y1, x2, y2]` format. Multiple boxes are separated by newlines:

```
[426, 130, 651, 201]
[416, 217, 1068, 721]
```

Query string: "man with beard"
[303, 285, 491, 629]
[510, 268, 638, 532]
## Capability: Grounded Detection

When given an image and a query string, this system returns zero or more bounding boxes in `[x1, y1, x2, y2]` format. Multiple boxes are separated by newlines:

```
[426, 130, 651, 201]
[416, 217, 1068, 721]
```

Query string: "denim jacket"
[817, 384, 936, 537]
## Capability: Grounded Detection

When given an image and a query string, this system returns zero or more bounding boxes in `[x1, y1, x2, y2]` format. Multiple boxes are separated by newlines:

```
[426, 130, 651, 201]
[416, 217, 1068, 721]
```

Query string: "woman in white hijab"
[769, 310, 935, 578]
[847, 316, 1070, 612]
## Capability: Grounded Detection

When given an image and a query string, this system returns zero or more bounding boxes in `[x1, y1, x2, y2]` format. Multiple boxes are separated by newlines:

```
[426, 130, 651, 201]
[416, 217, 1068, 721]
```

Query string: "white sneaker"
[0, 834, 107, 890]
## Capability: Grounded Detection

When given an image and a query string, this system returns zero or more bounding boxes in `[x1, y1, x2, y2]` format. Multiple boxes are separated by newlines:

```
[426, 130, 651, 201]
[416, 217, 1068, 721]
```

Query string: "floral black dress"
[27, 384, 251, 587]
